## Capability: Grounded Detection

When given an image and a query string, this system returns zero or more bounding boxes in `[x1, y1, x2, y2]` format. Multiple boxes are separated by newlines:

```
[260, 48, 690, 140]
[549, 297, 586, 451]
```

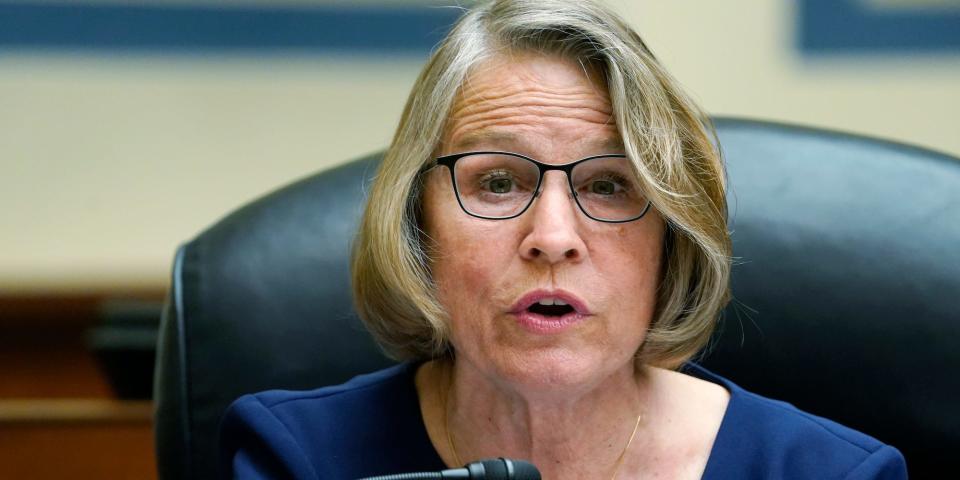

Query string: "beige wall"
[619, 1, 960, 152]
[2, 0, 958, 292]
[1, 56, 424, 292]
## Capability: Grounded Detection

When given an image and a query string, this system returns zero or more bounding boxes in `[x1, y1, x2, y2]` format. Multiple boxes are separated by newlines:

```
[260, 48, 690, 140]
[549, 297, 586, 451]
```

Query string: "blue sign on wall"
[798, 0, 960, 54]
[0, 2, 463, 55]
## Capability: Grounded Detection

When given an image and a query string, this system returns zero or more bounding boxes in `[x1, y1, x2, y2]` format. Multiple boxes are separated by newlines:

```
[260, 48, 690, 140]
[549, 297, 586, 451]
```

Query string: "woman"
[220, 1, 906, 478]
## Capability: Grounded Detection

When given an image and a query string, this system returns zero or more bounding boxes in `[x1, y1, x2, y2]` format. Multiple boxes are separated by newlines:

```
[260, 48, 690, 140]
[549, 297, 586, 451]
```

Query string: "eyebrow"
[452, 131, 625, 154]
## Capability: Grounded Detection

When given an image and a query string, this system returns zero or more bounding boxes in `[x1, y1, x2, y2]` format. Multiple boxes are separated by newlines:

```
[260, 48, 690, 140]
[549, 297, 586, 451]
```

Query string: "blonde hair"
[351, 0, 731, 369]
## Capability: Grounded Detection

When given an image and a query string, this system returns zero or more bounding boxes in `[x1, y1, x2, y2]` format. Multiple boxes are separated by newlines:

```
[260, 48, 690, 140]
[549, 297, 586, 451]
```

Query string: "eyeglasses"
[426, 151, 651, 223]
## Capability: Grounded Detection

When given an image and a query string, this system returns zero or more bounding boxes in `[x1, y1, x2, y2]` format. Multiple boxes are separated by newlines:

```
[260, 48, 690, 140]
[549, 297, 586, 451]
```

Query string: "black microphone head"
[502, 459, 540, 480]
[467, 458, 540, 480]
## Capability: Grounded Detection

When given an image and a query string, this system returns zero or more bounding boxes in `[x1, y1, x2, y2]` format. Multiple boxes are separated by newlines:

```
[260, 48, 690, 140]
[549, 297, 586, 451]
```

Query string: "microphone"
[357, 457, 540, 480]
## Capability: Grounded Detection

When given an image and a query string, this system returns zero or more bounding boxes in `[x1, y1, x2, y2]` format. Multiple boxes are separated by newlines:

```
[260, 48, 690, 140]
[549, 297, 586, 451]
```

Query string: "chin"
[486, 346, 619, 394]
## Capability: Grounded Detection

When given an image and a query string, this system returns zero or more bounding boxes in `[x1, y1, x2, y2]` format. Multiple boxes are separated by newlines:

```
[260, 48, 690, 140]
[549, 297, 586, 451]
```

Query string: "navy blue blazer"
[219, 362, 906, 479]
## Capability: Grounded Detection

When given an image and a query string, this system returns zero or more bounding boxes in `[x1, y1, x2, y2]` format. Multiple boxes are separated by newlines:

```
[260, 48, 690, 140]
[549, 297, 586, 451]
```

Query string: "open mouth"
[510, 290, 590, 333]
[527, 303, 576, 317]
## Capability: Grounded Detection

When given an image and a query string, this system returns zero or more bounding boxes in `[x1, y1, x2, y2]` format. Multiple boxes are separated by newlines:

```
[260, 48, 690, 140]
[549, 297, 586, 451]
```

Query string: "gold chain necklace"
[441, 366, 644, 480]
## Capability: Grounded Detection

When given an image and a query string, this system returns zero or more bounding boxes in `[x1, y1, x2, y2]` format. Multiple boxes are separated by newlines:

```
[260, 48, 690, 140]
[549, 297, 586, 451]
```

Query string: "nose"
[518, 172, 587, 264]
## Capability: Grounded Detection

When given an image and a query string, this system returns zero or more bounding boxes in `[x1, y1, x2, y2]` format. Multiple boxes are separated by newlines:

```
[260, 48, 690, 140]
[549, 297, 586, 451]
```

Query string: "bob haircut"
[352, 0, 731, 369]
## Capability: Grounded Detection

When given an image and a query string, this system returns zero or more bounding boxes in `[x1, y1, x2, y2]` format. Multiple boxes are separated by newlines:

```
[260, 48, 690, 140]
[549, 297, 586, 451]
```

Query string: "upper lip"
[509, 289, 592, 315]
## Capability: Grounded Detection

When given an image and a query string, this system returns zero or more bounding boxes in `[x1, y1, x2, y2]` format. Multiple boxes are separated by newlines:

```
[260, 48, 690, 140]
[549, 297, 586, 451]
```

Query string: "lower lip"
[512, 310, 589, 334]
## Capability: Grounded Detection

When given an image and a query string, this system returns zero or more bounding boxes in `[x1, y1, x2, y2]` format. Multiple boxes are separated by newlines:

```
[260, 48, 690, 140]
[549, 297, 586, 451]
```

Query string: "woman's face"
[422, 53, 665, 392]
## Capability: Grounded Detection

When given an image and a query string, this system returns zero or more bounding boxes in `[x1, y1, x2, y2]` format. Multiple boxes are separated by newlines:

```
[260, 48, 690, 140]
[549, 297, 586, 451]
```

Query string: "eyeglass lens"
[452, 153, 648, 221]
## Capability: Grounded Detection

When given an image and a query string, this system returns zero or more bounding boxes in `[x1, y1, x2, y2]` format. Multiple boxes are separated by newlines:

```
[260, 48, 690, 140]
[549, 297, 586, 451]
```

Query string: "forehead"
[442, 52, 622, 156]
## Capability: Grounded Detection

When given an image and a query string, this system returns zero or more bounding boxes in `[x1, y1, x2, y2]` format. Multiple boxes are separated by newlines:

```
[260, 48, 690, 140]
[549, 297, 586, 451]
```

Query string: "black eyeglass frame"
[425, 151, 652, 224]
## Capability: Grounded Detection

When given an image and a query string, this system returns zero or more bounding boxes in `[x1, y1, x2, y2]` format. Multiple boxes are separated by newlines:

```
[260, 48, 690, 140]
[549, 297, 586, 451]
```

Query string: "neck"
[421, 357, 651, 480]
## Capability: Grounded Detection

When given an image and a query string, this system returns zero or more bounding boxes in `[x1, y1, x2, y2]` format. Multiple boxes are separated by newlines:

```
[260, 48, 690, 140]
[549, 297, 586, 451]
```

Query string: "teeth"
[536, 298, 569, 306]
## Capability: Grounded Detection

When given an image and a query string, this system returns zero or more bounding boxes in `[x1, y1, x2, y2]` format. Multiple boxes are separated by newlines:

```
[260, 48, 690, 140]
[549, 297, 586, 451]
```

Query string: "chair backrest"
[153, 118, 959, 479]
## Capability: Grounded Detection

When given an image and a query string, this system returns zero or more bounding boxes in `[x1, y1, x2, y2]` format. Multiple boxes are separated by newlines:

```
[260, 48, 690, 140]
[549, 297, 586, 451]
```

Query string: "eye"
[590, 180, 617, 195]
[582, 173, 630, 196]
[487, 177, 513, 194]
[478, 170, 517, 194]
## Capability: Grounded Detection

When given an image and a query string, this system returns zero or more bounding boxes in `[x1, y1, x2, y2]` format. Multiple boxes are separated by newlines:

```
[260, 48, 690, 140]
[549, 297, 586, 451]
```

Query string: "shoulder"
[235, 361, 416, 423]
[219, 362, 438, 479]
[683, 364, 908, 480]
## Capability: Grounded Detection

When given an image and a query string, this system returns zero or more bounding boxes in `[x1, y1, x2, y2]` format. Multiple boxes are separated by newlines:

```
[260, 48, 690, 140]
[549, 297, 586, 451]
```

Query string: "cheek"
[434, 254, 488, 307]
[425, 209, 512, 334]
[595, 222, 664, 313]
[431, 242, 505, 353]
[432, 226, 511, 308]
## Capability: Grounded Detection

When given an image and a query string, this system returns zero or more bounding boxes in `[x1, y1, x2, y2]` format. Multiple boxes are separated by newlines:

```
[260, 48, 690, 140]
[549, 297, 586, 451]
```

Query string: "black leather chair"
[154, 118, 959, 479]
